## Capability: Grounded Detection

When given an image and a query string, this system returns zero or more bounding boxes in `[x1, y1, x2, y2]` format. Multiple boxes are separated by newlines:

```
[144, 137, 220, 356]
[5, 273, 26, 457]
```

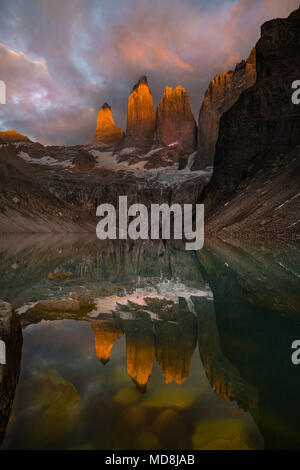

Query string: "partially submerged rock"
[0, 300, 23, 446]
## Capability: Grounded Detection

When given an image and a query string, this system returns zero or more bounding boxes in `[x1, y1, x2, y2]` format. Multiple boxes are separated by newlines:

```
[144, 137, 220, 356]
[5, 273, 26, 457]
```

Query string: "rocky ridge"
[192, 48, 256, 170]
[0, 129, 31, 144]
[204, 7, 300, 238]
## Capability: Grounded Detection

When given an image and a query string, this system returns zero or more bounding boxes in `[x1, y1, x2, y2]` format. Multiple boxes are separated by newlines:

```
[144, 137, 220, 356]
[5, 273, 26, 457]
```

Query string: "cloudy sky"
[0, 0, 298, 145]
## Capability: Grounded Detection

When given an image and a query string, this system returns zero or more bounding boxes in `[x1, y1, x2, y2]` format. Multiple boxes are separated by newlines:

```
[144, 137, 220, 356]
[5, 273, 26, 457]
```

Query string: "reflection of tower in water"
[89, 296, 198, 391]
[90, 320, 123, 365]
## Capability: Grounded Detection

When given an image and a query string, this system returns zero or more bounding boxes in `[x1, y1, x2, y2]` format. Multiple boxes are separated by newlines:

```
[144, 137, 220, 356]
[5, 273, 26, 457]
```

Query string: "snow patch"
[118, 147, 136, 156]
[18, 151, 73, 168]
[274, 193, 300, 211]
[16, 302, 38, 315]
[143, 147, 163, 159]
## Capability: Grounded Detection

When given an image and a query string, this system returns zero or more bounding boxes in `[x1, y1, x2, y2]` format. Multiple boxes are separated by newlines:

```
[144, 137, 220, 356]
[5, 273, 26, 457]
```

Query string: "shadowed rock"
[0, 146, 95, 232]
[156, 86, 197, 154]
[192, 49, 256, 170]
[0, 300, 22, 446]
[204, 7, 300, 236]
[154, 299, 197, 385]
[72, 152, 96, 172]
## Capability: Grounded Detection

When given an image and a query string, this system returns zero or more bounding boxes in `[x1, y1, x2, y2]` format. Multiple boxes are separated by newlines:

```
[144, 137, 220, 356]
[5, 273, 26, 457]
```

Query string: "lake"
[0, 235, 299, 450]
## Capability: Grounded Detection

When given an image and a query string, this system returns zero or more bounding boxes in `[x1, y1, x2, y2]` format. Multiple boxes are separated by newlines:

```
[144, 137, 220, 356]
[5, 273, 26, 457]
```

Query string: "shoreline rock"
[0, 300, 23, 446]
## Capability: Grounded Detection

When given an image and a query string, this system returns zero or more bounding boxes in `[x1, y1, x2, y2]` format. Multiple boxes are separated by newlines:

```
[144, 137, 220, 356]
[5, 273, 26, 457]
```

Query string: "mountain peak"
[156, 85, 196, 153]
[132, 75, 149, 91]
[0, 129, 31, 143]
[91, 104, 124, 147]
[124, 76, 156, 149]
[101, 103, 111, 110]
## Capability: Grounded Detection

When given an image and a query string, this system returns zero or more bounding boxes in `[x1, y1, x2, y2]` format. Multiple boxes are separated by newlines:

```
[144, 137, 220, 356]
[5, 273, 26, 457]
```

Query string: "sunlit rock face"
[0, 300, 22, 446]
[90, 320, 123, 364]
[91, 103, 124, 147]
[192, 49, 256, 170]
[0, 129, 31, 144]
[126, 342, 155, 392]
[156, 86, 197, 154]
[124, 76, 156, 149]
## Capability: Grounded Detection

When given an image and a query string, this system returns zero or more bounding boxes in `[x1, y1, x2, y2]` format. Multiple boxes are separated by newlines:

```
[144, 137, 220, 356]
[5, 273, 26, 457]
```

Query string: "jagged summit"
[132, 75, 149, 91]
[101, 102, 111, 110]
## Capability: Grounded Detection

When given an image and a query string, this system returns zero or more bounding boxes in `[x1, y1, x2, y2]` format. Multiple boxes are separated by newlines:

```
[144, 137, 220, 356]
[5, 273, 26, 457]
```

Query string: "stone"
[73, 152, 96, 172]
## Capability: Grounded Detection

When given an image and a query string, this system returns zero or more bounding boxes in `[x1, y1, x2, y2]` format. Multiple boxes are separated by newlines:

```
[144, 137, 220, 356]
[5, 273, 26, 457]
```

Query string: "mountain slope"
[0, 146, 95, 232]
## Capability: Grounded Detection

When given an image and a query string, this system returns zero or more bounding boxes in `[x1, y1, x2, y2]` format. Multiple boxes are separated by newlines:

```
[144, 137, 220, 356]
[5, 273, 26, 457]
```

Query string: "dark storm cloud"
[0, 0, 298, 145]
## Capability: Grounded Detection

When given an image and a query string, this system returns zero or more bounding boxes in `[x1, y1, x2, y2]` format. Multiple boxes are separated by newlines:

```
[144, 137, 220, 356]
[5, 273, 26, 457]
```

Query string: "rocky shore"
[0, 300, 22, 446]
